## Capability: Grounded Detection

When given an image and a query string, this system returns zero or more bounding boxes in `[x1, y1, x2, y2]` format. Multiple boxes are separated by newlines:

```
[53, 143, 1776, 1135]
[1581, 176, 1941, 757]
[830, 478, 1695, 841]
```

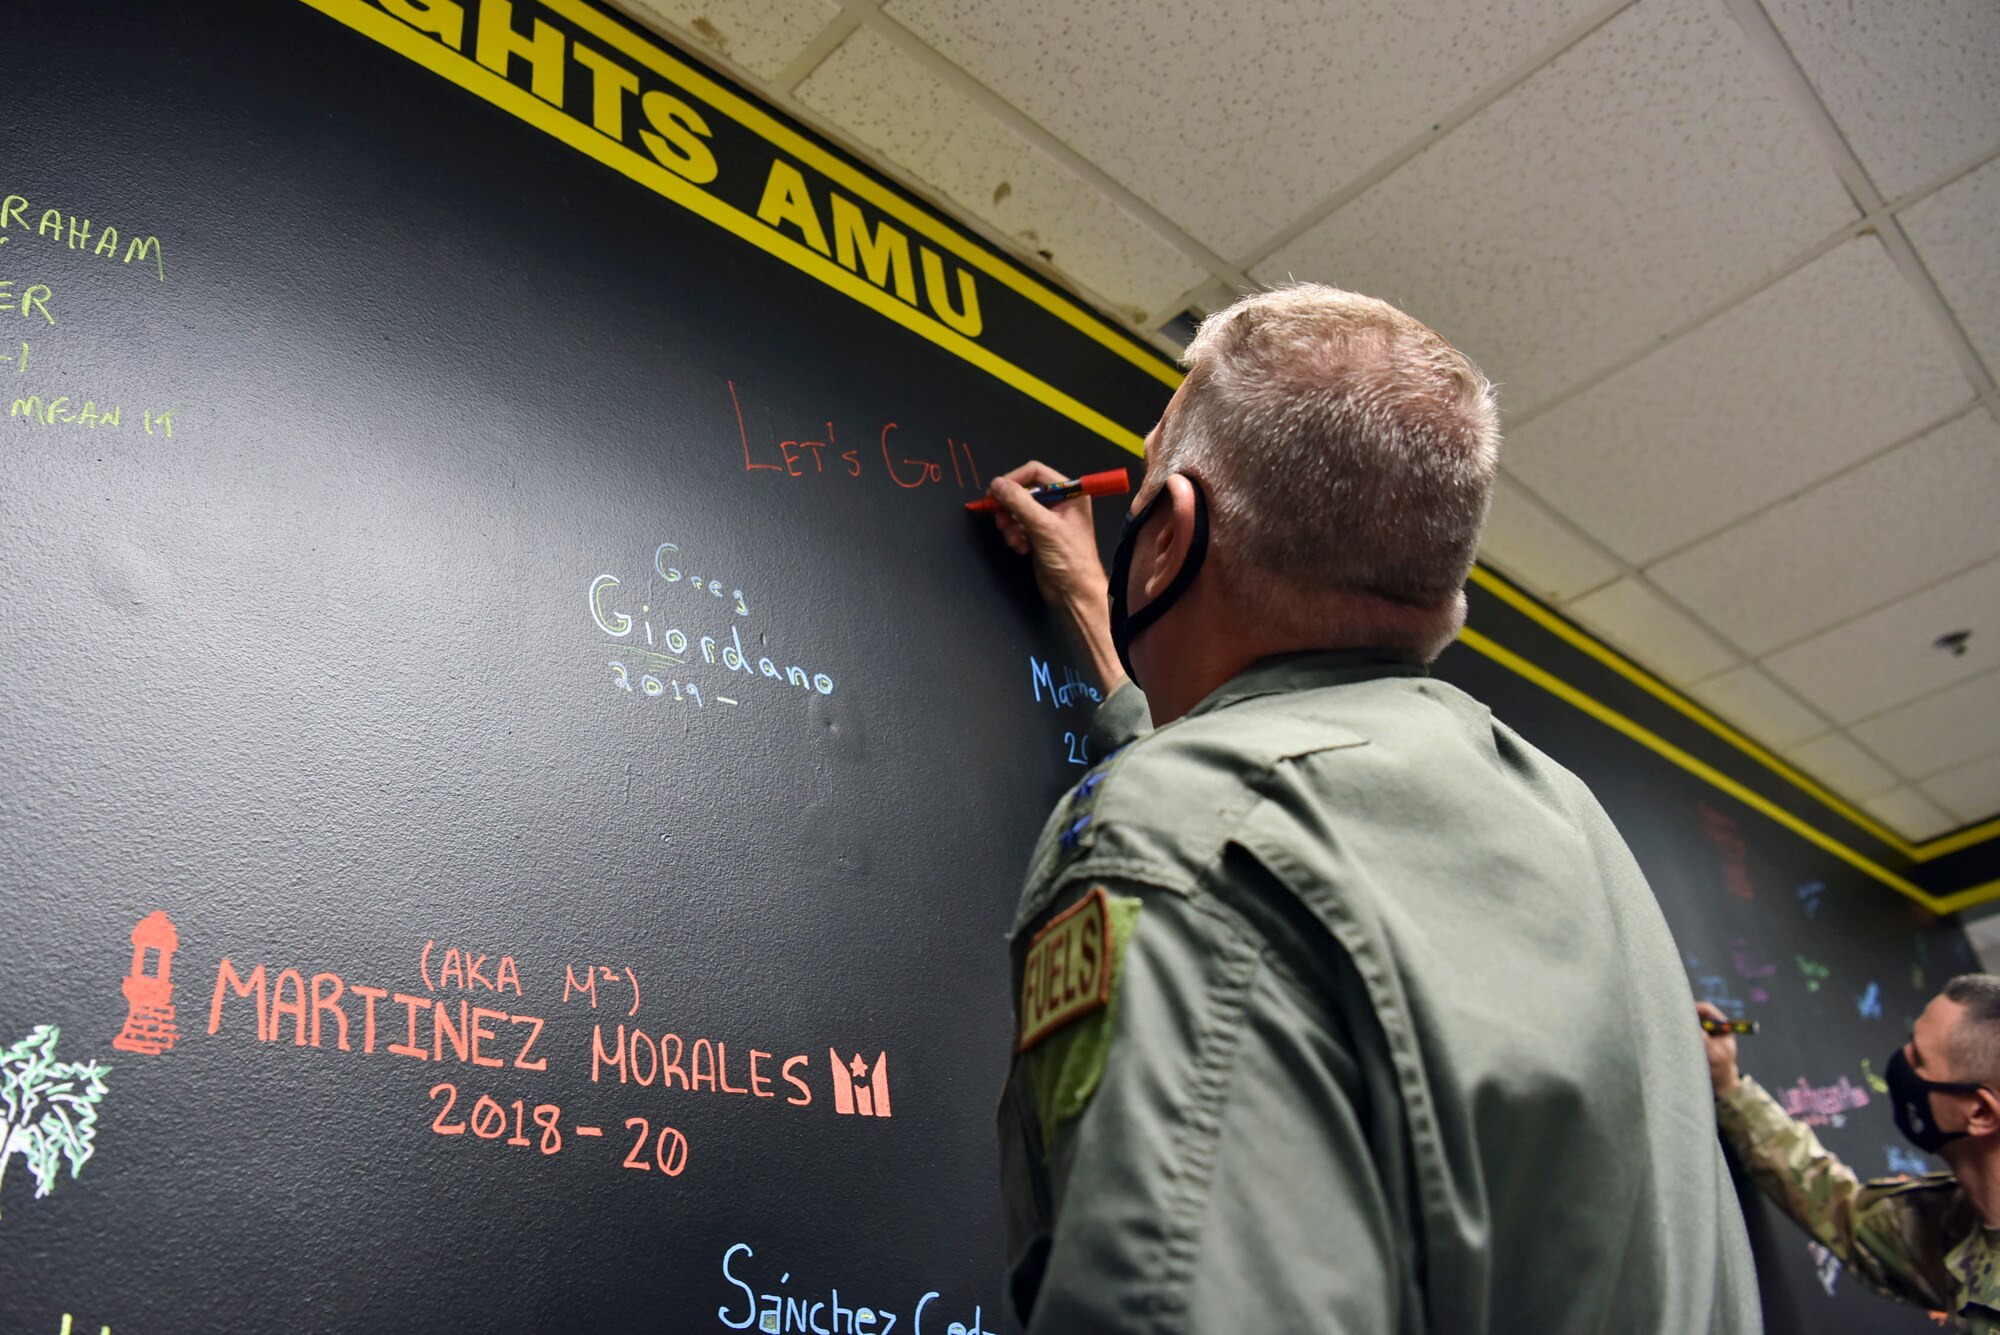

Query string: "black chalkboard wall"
[0, 3, 1987, 1332]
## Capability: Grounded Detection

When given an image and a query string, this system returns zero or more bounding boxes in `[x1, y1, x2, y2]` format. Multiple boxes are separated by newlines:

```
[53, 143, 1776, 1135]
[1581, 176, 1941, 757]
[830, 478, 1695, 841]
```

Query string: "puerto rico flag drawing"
[830, 1050, 891, 1118]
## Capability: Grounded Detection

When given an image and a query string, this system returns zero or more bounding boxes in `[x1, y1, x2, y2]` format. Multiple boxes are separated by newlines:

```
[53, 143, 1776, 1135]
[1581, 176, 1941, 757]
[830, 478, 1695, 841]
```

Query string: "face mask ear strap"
[1120, 476, 1210, 644]
[1928, 1076, 1989, 1096]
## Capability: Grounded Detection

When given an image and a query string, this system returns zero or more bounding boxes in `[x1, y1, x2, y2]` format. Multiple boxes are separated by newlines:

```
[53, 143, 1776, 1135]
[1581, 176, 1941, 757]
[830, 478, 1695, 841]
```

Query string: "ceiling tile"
[1965, 911, 2000, 968]
[881, 0, 1602, 260]
[1683, 664, 1829, 750]
[1476, 472, 1622, 602]
[1849, 669, 2000, 779]
[1861, 785, 1959, 842]
[795, 29, 1207, 324]
[1903, 158, 2000, 372]
[1253, 0, 1857, 415]
[1505, 238, 1971, 563]
[621, 0, 837, 81]
[1763, 557, 2000, 724]
[1921, 752, 2000, 826]
[1762, 0, 2000, 199]
[1564, 578, 1740, 684]
[1784, 730, 1902, 800]
[1648, 409, 2000, 653]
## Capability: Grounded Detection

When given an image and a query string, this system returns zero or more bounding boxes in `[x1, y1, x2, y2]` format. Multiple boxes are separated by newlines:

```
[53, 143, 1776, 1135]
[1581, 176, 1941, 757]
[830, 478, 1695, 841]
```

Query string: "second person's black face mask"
[1107, 475, 1209, 690]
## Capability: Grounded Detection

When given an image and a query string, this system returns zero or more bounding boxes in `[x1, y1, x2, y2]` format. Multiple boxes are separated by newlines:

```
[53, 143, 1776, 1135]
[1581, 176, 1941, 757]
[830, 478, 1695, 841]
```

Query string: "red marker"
[965, 468, 1130, 513]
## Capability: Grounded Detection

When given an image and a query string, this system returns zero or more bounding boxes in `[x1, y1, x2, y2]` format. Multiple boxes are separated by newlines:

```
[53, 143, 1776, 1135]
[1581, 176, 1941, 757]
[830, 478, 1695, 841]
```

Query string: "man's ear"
[1138, 474, 1199, 601]
[1969, 1088, 2000, 1137]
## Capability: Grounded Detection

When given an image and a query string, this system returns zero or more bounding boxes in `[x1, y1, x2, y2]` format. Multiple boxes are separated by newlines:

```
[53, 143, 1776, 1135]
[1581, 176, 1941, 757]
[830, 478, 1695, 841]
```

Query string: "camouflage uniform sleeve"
[1717, 1074, 1958, 1309]
[1085, 681, 1150, 757]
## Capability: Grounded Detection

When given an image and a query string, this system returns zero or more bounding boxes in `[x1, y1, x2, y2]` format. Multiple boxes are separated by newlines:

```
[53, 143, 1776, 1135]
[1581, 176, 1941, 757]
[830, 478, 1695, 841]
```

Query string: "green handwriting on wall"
[0, 193, 164, 282]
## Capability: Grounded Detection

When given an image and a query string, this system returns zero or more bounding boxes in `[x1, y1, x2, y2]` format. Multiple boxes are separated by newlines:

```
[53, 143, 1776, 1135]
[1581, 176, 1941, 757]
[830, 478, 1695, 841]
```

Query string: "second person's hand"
[1695, 1002, 1741, 1097]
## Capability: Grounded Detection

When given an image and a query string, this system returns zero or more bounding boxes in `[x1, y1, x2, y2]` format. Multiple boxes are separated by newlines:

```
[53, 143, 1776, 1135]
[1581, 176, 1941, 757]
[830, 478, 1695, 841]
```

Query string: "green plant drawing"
[0, 1025, 110, 1219]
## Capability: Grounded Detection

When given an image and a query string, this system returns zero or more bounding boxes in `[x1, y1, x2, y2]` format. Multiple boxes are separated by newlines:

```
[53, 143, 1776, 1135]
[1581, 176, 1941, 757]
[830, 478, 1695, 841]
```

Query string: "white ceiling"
[617, 0, 2000, 842]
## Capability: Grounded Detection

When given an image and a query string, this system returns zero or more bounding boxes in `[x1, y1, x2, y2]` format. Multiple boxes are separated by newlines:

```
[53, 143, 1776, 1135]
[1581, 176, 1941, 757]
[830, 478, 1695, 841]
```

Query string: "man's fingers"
[987, 480, 1040, 555]
[989, 475, 1060, 539]
[999, 460, 1068, 489]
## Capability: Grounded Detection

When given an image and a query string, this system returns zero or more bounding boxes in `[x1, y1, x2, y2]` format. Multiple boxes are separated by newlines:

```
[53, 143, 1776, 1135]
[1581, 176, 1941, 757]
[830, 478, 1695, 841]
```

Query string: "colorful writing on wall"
[1782, 1075, 1869, 1129]
[718, 1241, 995, 1335]
[1885, 1145, 1930, 1177]
[1686, 955, 1751, 1019]
[1857, 982, 1882, 1020]
[0, 192, 165, 281]
[0, 188, 189, 450]
[137, 916, 903, 1192]
[1699, 802, 1756, 902]
[732, 379, 985, 502]
[1029, 654, 1102, 767]
[590, 533, 837, 717]
[1728, 938, 1774, 1004]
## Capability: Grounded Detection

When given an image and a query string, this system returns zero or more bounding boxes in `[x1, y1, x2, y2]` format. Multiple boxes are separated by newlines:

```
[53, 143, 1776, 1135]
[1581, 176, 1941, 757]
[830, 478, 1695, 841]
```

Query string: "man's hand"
[1696, 1002, 1741, 1098]
[987, 461, 1126, 692]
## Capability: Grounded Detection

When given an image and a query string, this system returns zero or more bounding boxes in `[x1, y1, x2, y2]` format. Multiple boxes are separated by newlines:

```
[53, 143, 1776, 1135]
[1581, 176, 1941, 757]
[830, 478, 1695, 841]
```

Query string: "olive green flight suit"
[1720, 1074, 2000, 1331]
[998, 651, 1761, 1333]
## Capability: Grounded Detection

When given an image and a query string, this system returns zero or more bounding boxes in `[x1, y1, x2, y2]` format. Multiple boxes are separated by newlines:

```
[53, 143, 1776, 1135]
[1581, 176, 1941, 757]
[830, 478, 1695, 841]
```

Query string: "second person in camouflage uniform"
[1702, 974, 2000, 1331]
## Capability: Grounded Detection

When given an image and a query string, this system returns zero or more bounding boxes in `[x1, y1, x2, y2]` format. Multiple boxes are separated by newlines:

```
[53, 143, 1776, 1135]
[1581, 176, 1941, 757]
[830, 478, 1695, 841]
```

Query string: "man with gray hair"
[1702, 976, 2000, 1329]
[983, 283, 1759, 1332]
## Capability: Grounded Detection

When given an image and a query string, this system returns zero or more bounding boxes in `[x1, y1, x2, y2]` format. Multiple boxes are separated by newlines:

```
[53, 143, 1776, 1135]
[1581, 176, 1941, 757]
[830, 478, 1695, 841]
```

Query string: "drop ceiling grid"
[1864, 786, 1957, 843]
[1682, 664, 1831, 751]
[1851, 669, 2000, 782]
[1645, 405, 2000, 655]
[878, 0, 1616, 261]
[1902, 159, 2000, 375]
[1762, 556, 2000, 724]
[1757, 0, 2000, 201]
[793, 25, 1210, 324]
[1255, 0, 1862, 417]
[1925, 753, 2000, 828]
[607, 0, 2000, 840]
[1504, 238, 1969, 566]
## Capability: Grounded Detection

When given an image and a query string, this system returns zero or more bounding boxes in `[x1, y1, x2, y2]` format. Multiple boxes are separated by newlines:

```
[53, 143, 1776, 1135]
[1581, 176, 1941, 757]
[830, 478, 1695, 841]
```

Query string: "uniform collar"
[1183, 649, 1429, 720]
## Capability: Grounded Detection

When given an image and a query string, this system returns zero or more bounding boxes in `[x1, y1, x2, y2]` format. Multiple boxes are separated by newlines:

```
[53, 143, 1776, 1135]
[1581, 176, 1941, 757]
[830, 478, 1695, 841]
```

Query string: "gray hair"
[1156, 283, 1500, 659]
[1943, 973, 2000, 1083]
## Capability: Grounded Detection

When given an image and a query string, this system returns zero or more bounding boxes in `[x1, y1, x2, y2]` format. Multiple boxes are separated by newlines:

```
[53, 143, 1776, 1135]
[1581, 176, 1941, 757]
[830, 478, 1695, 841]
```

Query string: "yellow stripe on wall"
[539, 0, 1183, 394]
[299, 0, 1152, 455]
[1469, 567, 1998, 867]
[1456, 628, 1958, 914]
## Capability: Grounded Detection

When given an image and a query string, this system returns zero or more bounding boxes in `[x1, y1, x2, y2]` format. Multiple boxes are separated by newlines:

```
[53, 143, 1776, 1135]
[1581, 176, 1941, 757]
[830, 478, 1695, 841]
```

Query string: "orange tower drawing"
[113, 910, 180, 1055]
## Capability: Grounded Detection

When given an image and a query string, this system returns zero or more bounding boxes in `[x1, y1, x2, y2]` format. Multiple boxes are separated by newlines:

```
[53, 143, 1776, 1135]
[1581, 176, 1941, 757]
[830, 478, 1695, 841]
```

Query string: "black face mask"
[1886, 1046, 1983, 1154]
[1107, 475, 1209, 689]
